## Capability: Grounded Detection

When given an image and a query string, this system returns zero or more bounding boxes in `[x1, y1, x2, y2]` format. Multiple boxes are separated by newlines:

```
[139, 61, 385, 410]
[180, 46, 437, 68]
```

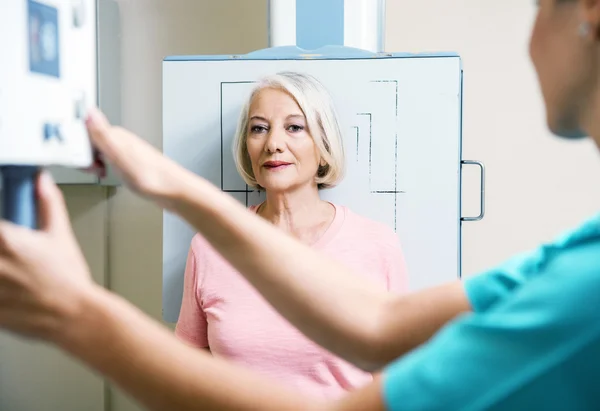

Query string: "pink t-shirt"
[175, 203, 408, 399]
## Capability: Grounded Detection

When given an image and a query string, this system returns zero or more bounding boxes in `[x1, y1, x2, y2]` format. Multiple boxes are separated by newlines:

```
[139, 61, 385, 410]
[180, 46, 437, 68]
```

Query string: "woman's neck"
[258, 185, 335, 244]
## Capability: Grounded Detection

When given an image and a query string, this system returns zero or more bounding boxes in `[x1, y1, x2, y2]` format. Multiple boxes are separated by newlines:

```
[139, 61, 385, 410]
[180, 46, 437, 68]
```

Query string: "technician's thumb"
[36, 171, 72, 235]
[85, 107, 114, 153]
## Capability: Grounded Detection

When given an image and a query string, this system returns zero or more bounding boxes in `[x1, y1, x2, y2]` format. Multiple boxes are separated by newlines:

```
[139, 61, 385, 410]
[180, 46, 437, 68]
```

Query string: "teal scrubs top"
[382, 213, 600, 410]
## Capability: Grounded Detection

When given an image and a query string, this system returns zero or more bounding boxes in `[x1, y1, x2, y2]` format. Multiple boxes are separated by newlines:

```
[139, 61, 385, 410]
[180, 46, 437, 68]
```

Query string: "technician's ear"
[580, 0, 600, 39]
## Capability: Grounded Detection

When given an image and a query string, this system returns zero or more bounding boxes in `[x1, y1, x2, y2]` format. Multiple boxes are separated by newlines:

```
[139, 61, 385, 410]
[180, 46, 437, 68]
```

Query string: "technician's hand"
[0, 171, 95, 341]
[84, 108, 188, 207]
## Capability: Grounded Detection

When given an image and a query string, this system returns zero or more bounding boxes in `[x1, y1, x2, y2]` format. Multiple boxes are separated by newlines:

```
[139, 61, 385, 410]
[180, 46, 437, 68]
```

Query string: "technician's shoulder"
[514, 212, 600, 281]
[543, 213, 600, 280]
[466, 212, 600, 312]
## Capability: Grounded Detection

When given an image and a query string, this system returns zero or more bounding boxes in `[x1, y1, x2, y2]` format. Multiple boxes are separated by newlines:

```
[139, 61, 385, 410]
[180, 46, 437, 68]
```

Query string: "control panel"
[0, 0, 97, 169]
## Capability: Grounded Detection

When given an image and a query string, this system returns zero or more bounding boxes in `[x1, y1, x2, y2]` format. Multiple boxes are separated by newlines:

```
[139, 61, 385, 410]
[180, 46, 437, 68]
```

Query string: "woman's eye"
[250, 125, 267, 133]
[287, 124, 304, 133]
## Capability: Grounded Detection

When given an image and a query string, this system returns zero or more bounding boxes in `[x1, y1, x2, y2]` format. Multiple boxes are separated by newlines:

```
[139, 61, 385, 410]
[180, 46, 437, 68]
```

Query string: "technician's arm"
[59, 286, 385, 411]
[86, 109, 472, 371]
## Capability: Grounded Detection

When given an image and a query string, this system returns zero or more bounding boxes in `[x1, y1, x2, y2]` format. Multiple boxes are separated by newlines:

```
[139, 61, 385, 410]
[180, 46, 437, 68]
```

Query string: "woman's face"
[245, 88, 322, 193]
[529, 0, 600, 138]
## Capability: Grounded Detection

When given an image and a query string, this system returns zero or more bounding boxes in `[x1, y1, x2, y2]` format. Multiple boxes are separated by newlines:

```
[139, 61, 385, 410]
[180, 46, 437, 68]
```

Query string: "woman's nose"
[265, 129, 285, 153]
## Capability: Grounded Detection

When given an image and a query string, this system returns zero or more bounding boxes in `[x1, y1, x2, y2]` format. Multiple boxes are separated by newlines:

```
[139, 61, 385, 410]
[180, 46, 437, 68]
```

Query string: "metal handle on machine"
[461, 160, 485, 222]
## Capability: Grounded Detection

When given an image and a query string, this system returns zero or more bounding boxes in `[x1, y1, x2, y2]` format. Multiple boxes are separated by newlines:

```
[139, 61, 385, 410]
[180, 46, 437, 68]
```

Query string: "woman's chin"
[260, 183, 292, 193]
[258, 178, 299, 194]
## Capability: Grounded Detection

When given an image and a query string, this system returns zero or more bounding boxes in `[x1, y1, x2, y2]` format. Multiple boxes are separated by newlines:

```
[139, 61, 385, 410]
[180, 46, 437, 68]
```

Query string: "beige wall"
[3, 1, 600, 410]
[386, 0, 600, 277]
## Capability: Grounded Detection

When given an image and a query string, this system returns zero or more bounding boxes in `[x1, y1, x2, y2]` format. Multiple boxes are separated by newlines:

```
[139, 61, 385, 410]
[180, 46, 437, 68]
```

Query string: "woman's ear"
[317, 162, 329, 178]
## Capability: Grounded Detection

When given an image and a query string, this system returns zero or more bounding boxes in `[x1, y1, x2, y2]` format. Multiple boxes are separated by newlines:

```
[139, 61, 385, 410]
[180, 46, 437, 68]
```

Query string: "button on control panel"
[43, 122, 63, 143]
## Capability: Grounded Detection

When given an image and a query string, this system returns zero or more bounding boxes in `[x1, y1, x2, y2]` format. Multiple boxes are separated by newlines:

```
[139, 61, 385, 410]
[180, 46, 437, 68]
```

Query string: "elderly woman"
[175, 71, 408, 399]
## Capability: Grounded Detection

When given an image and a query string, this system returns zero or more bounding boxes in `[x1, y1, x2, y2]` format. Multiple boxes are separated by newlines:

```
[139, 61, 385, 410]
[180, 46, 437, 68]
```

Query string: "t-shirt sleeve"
[464, 244, 554, 313]
[174, 240, 209, 348]
[381, 241, 600, 411]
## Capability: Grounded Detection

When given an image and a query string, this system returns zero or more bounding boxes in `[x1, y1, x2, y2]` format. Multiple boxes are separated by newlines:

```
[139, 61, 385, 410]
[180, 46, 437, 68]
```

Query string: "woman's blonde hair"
[232, 71, 346, 190]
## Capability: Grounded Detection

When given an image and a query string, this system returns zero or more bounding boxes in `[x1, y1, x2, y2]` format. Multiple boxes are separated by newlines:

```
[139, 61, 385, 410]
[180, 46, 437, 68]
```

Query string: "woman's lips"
[263, 161, 292, 170]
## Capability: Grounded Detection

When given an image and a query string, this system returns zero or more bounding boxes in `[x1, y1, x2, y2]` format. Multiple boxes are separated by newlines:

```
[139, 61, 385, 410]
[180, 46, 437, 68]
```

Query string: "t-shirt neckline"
[249, 201, 345, 248]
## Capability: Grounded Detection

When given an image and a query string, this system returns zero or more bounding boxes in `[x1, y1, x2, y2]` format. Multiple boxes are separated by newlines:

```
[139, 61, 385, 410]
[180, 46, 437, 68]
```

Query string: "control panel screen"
[28, 0, 61, 78]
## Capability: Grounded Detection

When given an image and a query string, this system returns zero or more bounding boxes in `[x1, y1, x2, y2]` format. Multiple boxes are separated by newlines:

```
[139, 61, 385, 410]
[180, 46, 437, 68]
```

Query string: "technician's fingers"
[84, 107, 179, 196]
[0, 259, 15, 283]
[0, 268, 25, 300]
[36, 171, 72, 236]
[0, 220, 27, 257]
[85, 108, 138, 167]
[81, 149, 107, 178]
[85, 108, 111, 145]
[85, 108, 145, 173]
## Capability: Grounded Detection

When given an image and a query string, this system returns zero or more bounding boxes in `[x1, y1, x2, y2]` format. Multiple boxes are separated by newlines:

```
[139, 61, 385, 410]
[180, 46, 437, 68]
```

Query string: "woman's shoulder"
[330, 205, 408, 290]
[190, 232, 211, 252]
[189, 232, 226, 265]
[187, 232, 238, 286]
[335, 204, 400, 243]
